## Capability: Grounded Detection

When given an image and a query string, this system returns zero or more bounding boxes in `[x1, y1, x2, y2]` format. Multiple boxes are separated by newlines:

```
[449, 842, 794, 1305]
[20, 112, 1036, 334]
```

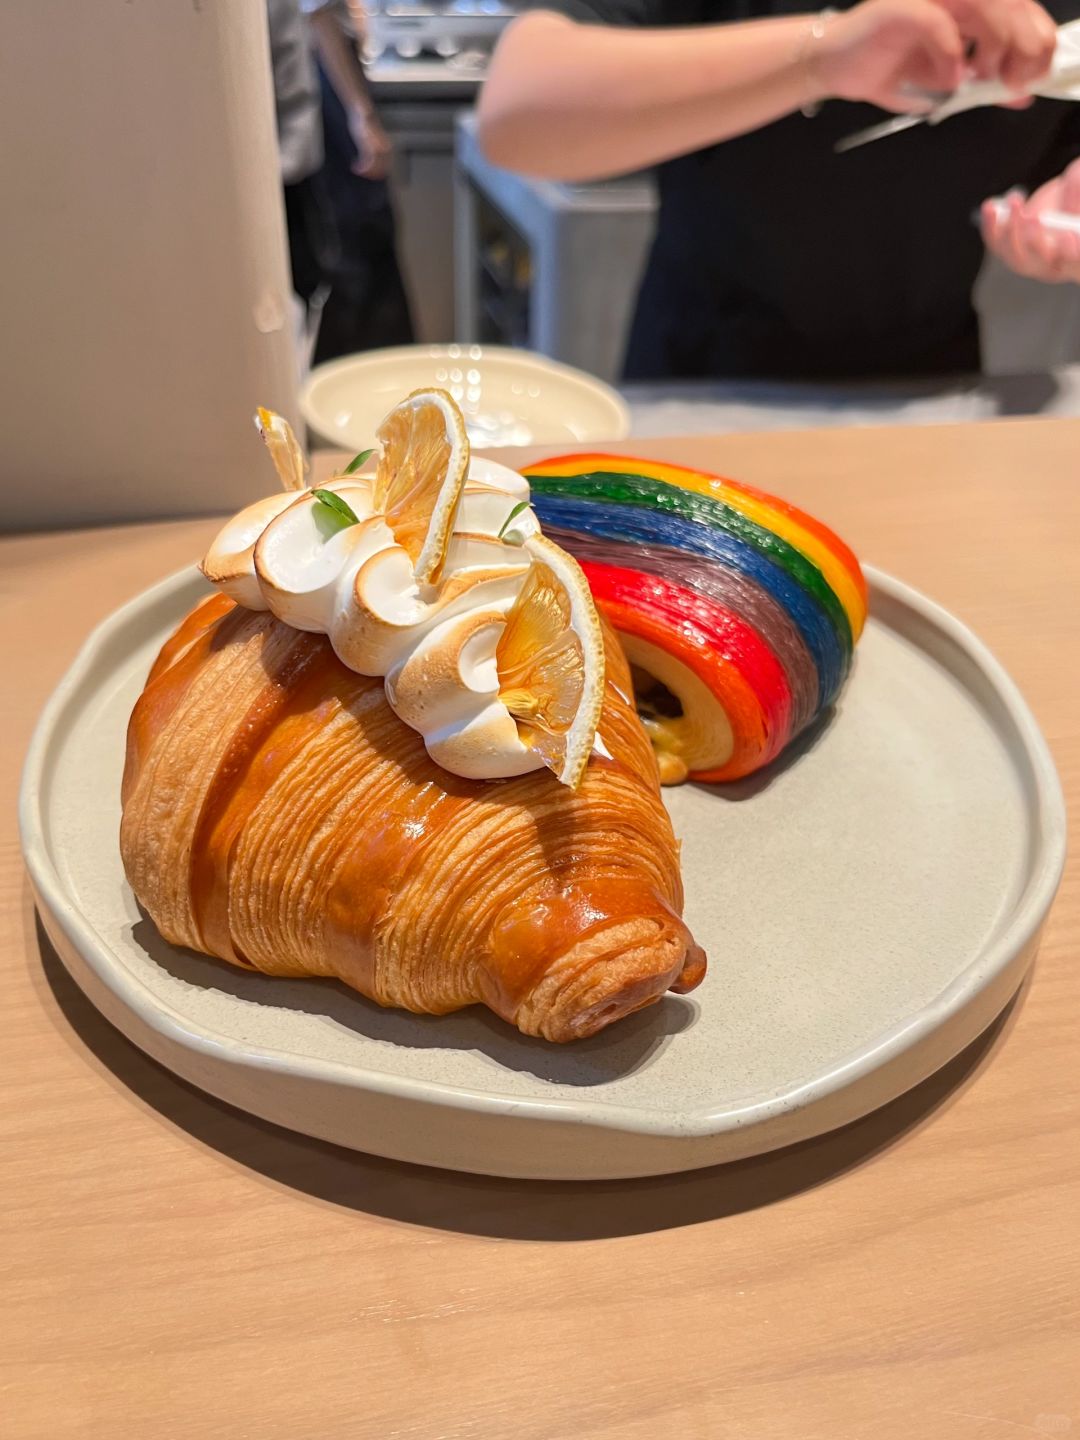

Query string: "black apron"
[533, 0, 1080, 380]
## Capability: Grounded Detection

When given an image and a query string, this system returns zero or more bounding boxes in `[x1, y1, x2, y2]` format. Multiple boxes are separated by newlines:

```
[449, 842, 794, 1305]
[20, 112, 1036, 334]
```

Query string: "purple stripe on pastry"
[544, 526, 820, 738]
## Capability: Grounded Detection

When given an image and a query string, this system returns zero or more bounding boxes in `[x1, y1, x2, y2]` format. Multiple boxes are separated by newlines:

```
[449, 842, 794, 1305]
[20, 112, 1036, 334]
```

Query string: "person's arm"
[478, 0, 1057, 182]
[305, 2, 392, 178]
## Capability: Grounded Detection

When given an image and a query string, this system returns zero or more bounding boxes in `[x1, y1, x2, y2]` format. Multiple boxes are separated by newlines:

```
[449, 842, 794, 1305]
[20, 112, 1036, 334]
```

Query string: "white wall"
[0, 0, 300, 530]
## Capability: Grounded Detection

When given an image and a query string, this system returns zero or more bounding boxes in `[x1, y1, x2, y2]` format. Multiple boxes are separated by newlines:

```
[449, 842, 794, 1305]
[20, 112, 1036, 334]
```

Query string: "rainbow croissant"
[525, 453, 867, 784]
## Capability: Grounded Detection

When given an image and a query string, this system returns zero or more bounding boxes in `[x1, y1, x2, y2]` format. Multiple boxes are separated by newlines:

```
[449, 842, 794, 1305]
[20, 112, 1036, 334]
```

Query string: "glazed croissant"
[121, 594, 705, 1042]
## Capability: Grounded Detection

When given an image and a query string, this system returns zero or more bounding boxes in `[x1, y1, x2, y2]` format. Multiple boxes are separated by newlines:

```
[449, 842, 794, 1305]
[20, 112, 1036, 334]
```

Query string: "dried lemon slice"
[374, 388, 469, 586]
[496, 534, 605, 789]
[254, 407, 306, 491]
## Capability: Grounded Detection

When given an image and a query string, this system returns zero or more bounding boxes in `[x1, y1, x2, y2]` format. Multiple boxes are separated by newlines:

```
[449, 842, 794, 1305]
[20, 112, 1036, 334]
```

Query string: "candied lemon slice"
[496, 534, 605, 789]
[374, 388, 469, 586]
[254, 407, 307, 491]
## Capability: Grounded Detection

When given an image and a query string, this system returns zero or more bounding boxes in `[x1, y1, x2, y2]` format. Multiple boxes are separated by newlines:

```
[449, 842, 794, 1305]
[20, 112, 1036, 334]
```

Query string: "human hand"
[934, 0, 1057, 87]
[347, 105, 393, 179]
[813, 0, 1057, 113]
[981, 160, 1080, 283]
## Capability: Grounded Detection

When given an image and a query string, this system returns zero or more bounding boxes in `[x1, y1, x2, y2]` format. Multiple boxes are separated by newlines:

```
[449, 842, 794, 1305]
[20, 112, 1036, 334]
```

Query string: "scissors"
[834, 109, 941, 152]
[835, 88, 956, 152]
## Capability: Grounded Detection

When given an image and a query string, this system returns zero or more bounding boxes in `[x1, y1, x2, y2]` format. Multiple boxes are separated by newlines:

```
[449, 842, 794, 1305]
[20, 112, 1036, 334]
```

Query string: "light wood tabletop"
[3, 418, 1078, 1440]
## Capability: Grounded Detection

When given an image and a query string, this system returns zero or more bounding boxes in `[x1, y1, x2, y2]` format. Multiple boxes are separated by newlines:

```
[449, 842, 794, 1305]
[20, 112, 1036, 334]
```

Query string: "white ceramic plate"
[20, 568, 1065, 1181]
[300, 344, 630, 450]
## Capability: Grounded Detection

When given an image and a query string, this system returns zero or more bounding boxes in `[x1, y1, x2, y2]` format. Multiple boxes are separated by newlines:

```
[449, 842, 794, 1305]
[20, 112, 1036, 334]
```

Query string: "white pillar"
[0, 0, 300, 529]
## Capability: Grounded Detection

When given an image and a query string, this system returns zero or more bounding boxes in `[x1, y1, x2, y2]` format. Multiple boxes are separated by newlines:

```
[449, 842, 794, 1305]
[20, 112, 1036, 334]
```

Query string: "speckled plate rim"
[19, 565, 1067, 1146]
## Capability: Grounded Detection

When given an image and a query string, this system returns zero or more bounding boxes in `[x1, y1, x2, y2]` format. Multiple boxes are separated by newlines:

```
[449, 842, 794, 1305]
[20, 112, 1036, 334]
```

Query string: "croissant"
[120, 593, 705, 1043]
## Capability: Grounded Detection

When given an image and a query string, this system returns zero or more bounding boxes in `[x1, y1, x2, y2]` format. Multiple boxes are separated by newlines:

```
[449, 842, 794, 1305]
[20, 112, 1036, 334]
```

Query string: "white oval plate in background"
[19, 567, 1065, 1180]
[300, 344, 630, 450]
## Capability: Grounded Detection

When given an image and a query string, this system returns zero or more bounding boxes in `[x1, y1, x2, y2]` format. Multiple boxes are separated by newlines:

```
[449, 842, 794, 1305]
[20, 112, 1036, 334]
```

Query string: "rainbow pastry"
[524, 453, 867, 785]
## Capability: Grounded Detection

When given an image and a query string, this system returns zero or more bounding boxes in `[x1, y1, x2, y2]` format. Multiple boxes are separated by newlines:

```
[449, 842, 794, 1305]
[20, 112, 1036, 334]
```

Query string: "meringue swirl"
[201, 457, 558, 781]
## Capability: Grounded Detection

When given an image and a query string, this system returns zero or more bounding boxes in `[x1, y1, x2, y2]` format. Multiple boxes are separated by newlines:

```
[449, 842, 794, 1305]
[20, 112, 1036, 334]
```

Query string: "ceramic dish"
[300, 344, 630, 450]
[20, 567, 1065, 1180]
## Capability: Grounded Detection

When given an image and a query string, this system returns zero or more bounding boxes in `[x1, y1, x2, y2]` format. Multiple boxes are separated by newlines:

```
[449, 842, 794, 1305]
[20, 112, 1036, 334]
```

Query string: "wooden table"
[3, 420, 1078, 1440]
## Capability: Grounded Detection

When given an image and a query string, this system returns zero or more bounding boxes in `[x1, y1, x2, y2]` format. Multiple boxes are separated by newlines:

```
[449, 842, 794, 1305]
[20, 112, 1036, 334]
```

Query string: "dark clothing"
[530, 0, 1080, 380]
[284, 173, 334, 305]
[310, 65, 414, 362]
[279, 65, 414, 361]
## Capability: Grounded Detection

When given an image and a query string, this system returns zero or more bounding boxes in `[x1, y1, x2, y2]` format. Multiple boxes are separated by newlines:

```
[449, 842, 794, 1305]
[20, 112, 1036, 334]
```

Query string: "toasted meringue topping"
[201, 492, 299, 611]
[199, 452, 582, 781]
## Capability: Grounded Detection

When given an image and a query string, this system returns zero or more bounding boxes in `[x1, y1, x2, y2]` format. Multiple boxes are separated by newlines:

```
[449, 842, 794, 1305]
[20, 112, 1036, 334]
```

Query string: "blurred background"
[2, 0, 1079, 529]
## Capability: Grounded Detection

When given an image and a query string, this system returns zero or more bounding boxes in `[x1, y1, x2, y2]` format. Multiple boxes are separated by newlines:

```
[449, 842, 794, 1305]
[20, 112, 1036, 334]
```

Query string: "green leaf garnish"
[312, 487, 361, 535]
[343, 447, 375, 474]
[497, 500, 531, 542]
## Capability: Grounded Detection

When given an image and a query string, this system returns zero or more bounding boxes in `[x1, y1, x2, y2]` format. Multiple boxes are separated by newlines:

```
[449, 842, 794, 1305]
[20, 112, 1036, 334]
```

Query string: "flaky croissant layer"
[121, 596, 705, 1041]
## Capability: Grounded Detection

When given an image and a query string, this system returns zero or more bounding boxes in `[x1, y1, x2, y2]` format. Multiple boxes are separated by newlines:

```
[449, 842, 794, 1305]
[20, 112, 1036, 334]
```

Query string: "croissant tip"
[670, 942, 707, 995]
[516, 927, 706, 1043]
